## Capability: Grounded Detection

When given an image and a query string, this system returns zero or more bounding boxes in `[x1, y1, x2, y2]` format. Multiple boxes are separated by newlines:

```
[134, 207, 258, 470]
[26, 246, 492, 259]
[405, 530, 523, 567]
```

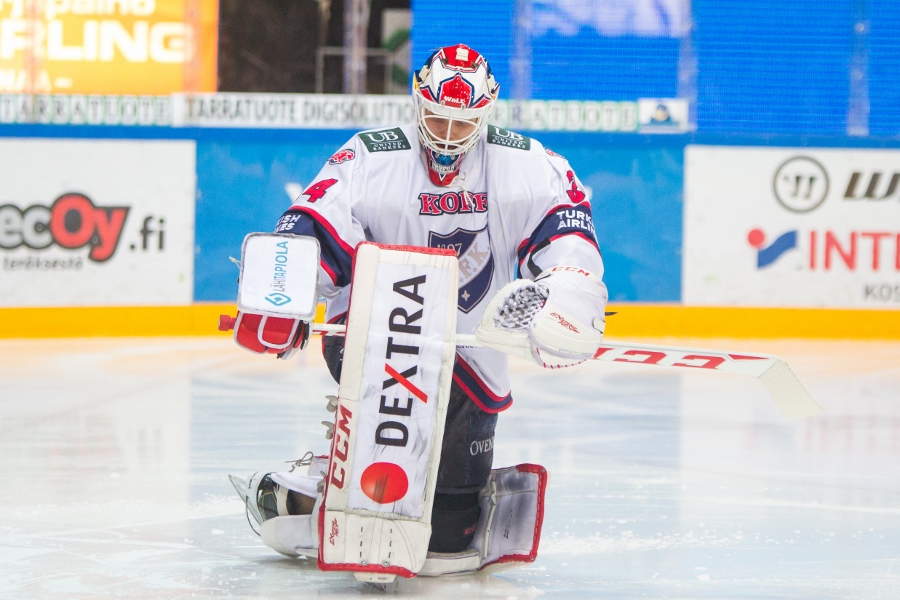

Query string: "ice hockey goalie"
[223, 42, 608, 582]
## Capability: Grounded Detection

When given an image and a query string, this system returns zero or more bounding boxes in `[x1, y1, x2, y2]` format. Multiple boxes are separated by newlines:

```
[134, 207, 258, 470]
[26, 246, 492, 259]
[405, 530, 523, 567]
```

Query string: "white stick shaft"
[309, 323, 822, 419]
[310, 324, 349, 336]
[315, 323, 765, 373]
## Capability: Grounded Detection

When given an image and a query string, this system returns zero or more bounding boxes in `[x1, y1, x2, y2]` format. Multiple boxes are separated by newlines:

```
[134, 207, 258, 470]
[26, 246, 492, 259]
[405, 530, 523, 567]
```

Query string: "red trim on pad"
[480, 464, 548, 569]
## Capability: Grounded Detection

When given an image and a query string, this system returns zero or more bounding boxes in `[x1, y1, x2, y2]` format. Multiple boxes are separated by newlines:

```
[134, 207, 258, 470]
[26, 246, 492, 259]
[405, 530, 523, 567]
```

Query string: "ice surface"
[1, 336, 898, 599]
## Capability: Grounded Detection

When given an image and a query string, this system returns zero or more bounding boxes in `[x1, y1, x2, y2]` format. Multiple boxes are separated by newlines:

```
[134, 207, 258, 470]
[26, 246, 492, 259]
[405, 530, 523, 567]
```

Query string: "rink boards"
[0, 124, 898, 338]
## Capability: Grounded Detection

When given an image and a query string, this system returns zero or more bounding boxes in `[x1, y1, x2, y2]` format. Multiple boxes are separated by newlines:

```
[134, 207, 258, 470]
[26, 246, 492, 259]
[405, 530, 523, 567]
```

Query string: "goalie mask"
[413, 44, 499, 186]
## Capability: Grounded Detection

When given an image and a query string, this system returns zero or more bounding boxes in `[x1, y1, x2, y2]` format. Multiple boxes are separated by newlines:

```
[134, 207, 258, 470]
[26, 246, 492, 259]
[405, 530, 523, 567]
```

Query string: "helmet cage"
[412, 44, 499, 157]
[413, 85, 495, 156]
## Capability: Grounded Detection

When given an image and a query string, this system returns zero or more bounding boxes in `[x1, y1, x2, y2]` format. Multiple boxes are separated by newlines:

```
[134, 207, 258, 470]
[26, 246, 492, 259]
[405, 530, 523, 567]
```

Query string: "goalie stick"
[306, 323, 822, 420]
[220, 234, 820, 421]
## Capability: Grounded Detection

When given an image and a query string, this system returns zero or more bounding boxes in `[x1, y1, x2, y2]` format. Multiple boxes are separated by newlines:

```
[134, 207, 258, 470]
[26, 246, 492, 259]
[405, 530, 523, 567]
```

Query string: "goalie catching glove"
[477, 266, 607, 368]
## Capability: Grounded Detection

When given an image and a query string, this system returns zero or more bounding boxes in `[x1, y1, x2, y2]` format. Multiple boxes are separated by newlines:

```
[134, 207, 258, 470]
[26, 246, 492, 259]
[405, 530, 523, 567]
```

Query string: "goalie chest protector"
[318, 243, 458, 580]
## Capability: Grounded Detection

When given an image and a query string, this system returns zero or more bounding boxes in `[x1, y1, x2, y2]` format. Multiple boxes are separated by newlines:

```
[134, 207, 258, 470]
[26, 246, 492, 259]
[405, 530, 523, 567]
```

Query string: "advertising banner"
[173, 94, 645, 132]
[0, 93, 172, 125]
[0, 138, 196, 306]
[174, 93, 415, 129]
[637, 98, 689, 133]
[0, 0, 218, 95]
[491, 99, 637, 132]
[192, 136, 684, 303]
[684, 146, 900, 308]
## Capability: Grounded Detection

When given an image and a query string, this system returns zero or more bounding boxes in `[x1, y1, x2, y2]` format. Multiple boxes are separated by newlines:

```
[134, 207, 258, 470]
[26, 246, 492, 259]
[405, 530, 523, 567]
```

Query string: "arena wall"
[1, 121, 898, 339]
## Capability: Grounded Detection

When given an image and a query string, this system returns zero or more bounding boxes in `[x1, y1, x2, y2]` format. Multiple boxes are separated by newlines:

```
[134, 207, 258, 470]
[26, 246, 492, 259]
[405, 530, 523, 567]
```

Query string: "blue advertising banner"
[7, 122, 900, 309]
[534, 133, 683, 302]
[194, 131, 356, 301]
[194, 130, 684, 303]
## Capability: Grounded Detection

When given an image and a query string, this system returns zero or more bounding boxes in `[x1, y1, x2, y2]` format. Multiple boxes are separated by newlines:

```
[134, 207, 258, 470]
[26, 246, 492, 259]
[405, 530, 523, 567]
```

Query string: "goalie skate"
[228, 453, 328, 558]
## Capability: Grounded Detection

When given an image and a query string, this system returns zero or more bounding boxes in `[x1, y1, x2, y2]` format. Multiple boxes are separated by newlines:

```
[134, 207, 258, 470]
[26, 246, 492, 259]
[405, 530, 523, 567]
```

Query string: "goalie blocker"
[219, 233, 321, 358]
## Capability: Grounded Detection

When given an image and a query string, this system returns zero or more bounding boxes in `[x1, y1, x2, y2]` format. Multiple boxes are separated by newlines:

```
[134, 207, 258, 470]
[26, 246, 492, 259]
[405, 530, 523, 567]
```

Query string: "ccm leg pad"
[420, 463, 548, 576]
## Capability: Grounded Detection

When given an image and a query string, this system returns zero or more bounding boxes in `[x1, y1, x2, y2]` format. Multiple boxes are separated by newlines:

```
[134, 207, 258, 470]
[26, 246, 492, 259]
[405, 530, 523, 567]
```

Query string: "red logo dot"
[747, 228, 766, 248]
[360, 462, 409, 504]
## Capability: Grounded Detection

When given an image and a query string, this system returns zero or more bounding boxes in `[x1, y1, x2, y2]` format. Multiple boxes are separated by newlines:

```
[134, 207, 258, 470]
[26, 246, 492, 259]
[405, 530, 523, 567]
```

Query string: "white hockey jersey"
[275, 123, 604, 412]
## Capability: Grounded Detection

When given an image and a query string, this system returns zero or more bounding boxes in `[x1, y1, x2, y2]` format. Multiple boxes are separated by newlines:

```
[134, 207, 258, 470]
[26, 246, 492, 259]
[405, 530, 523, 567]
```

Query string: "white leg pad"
[420, 463, 548, 576]
[318, 244, 459, 579]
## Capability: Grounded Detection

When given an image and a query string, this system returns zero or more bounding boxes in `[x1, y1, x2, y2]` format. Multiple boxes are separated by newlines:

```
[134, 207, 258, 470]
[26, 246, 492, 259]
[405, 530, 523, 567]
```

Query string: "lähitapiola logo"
[748, 228, 798, 268]
[266, 240, 292, 302]
[773, 156, 829, 213]
[265, 293, 292, 306]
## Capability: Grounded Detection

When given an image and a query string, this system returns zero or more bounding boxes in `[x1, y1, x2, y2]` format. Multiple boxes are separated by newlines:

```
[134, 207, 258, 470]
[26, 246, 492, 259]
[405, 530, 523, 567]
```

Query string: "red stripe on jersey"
[517, 231, 599, 268]
[289, 206, 356, 257]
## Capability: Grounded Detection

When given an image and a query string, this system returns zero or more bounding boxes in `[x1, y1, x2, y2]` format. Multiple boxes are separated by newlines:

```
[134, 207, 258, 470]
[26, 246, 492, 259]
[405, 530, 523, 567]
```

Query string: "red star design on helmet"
[438, 74, 473, 108]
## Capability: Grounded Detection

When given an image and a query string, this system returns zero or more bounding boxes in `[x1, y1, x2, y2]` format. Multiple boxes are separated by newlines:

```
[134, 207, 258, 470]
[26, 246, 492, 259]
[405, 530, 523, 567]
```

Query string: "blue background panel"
[194, 130, 684, 303]
[535, 133, 683, 302]
[531, 34, 680, 102]
[411, 0, 900, 136]
[411, 1, 515, 100]
[693, 0, 853, 135]
[412, 0, 680, 104]
[869, 0, 900, 136]
[194, 131, 356, 301]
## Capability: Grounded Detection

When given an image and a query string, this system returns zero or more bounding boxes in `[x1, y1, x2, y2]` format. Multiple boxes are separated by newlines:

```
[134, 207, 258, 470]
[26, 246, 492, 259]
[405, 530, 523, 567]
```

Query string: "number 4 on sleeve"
[302, 179, 338, 203]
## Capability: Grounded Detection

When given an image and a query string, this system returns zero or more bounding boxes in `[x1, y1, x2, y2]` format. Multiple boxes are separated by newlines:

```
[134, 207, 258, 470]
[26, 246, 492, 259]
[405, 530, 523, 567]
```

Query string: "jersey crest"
[328, 148, 355, 164]
[428, 226, 494, 313]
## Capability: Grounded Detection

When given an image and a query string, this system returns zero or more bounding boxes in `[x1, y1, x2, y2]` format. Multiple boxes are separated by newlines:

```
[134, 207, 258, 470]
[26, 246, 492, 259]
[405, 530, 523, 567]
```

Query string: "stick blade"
[758, 359, 823, 419]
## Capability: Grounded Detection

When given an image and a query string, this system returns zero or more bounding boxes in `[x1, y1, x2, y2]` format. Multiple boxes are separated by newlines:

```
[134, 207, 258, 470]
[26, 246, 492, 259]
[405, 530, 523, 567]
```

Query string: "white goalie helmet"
[413, 44, 500, 158]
